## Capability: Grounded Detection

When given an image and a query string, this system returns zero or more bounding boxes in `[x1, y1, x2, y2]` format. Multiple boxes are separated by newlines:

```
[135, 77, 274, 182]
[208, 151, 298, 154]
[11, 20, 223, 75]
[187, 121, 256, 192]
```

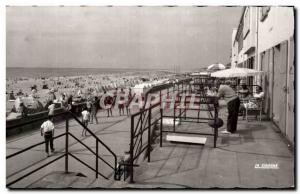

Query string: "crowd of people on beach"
[7, 72, 265, 140]
[6, 71, 172, 119]
[8, 73, 266, 157]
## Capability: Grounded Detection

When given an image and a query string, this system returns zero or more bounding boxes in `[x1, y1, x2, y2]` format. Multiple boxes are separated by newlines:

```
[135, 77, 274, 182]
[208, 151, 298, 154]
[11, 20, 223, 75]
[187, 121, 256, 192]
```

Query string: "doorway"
[272, 41, 288, 134]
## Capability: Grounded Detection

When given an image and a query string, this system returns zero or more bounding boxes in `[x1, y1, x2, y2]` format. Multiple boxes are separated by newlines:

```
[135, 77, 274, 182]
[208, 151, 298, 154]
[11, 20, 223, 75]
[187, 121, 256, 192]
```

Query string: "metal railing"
[127, 81, 220, 183]
[127, 81, 189, 183]
[6, 111, 118, 188]
[161, 94, 219, 147]
[129, 102, 162, 183]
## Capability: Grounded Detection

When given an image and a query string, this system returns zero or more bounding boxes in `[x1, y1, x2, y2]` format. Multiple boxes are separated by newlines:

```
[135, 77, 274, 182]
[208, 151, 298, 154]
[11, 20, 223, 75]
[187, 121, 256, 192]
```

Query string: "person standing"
[118, 88, 126, 116]
[217, 80, 240, 134]
[104, 91, 113, 117]
[60, 93, 69, 110]
[90, 96, 99, 124]
[41, 118, 55, 157]
[126, 88, 133, 116]
[81, 107, 90, 136]
[47, 88, 56, 104]
[48, 101, 55, 116]
[18, 102, 28, 118]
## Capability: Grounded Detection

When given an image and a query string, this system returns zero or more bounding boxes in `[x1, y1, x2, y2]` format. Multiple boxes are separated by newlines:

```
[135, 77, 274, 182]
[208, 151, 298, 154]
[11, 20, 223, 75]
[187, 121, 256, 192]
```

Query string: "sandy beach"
[6, 70, 172, 116]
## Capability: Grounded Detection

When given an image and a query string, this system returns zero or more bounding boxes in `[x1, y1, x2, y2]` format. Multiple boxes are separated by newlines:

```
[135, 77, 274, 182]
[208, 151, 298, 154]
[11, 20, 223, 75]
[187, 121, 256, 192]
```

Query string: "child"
[81, 107, 90, 136]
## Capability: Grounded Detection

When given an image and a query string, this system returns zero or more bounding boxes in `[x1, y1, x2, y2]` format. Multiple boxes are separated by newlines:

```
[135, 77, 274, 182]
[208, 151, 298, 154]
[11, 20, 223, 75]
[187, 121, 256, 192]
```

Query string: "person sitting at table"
[205, 86, 217, 96]
[240, 86, 264, 119]
[238, 80, 250, 98]
[253, 86, 264, 99]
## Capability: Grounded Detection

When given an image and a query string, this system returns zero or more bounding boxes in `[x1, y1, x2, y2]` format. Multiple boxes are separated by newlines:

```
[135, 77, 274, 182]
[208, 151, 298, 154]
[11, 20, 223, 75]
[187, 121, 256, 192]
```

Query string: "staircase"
[27, 171, 120, 188]
[6, 111, 122, 189]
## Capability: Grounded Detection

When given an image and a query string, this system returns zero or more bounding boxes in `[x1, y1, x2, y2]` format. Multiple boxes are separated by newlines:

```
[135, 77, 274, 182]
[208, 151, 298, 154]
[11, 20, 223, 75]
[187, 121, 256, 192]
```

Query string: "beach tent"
[190, 72, 211, 76]
[22, 97, 44, 113]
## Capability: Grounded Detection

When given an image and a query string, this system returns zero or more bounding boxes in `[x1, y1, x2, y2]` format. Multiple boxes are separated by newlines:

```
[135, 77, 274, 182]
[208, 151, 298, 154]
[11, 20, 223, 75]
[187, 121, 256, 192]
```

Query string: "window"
[260, 7, 270, 21]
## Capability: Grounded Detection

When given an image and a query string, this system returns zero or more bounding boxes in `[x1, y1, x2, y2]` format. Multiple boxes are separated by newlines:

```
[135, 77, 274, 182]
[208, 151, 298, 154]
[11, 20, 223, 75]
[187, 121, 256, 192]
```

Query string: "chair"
[245, 98, 263, 122]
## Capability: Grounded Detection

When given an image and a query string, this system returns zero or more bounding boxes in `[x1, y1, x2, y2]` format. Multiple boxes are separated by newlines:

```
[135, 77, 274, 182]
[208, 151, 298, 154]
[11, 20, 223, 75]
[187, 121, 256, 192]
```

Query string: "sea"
[6, 67, 167, 79]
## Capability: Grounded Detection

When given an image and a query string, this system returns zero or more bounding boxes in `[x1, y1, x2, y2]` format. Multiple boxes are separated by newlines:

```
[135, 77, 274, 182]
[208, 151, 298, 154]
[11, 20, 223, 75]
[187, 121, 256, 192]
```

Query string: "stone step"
[166, 133, 207, 145]
[27, 171, 119, 188]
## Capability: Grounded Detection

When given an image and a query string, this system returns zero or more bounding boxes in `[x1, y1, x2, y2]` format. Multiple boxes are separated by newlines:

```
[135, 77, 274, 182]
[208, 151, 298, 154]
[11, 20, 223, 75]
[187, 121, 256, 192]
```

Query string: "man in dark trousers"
[217, 80, 240, 134]
[41, 117, 55, 157]
[90, 96, 99, 124]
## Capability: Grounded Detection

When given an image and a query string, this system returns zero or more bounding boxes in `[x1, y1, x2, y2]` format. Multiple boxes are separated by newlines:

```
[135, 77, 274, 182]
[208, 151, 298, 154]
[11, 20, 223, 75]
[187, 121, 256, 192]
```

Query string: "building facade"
[231, 6, 295, 145]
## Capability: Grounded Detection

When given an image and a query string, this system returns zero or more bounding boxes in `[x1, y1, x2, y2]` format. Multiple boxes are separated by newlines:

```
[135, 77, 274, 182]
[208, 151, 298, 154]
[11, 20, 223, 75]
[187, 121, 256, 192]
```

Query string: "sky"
[6, 6, 242, 71]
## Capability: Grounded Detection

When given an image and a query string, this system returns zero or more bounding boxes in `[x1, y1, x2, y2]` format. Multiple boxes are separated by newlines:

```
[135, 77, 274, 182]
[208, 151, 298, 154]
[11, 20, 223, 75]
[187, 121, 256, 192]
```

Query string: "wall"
[231, 29, 238, 68]
[258, 7, 294, 53]
[257, 6, 294, 145]
[243, 7, 257, 55]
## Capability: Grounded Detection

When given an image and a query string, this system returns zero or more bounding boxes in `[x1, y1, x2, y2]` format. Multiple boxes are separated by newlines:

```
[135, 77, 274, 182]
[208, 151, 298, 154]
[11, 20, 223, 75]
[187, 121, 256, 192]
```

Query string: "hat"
[225, 80, 232, 85]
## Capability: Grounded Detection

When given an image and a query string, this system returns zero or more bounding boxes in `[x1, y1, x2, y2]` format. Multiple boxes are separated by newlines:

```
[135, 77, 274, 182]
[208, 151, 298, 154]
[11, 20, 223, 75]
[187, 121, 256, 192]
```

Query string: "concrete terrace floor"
[128, 117, 295, 189]
[6, 107, 295, 189]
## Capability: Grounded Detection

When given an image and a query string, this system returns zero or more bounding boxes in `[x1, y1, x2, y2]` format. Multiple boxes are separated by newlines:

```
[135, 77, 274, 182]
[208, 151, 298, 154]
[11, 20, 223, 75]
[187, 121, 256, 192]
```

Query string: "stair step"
[28, 171, 80, 188]
[166, 133, 207, 145]
[26, 171, 119, 188]
[162, 118, 180, 126]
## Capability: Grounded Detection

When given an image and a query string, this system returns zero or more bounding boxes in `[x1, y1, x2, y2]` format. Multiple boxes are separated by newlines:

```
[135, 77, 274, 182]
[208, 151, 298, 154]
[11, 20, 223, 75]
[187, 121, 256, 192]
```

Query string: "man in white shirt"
[41, 118, 55, 157]
[81, 108, 90, 136]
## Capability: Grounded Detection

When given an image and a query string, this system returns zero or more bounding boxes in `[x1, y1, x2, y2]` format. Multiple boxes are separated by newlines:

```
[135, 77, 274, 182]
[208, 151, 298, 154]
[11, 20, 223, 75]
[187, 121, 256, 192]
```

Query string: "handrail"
[131, 102, 160, 117]
[128, 81, 220, 183]
[6, 133, 66, 159]
[68, 153, 108, 180]
[68, 111, 117, 161]
[6, 110, 118, 188]
[68, 133, 114, 170]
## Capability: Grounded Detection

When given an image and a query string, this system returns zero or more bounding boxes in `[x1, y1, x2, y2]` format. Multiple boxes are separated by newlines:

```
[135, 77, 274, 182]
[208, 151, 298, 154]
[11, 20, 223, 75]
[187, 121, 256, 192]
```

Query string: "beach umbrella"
[211, 68, 264, 78]
[207, 63, 226, 71]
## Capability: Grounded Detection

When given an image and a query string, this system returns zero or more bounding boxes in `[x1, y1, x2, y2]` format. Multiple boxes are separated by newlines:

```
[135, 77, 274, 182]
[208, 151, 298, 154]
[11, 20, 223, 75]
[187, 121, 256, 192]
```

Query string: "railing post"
[160, 108, 163, 147]
[178, 95, 182, 125]
[173, 103, 176, 132]
[65, 114, 69, 174]
[140, 113, 143, 150]
[184, 94, 187, 120]
[147, 108, 151, 162]
[96, 140, 99, 178]
[129, 116, 134, 183]
[167, 88, 169, 98]
[179, 107, 182, 125]
[159, 91, 162, 107]
[214, 99, 218, 148]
